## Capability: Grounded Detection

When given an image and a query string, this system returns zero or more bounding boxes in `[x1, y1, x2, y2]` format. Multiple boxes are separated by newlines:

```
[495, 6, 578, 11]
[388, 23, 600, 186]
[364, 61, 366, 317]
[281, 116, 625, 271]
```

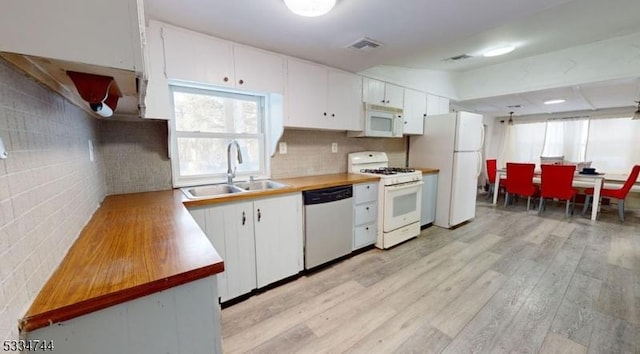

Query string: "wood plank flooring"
[221, 197, 640, 353]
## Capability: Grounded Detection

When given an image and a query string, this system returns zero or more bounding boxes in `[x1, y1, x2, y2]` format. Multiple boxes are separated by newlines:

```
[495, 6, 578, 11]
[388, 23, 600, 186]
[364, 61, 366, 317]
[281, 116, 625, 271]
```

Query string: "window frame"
[168, 83, 269, 187]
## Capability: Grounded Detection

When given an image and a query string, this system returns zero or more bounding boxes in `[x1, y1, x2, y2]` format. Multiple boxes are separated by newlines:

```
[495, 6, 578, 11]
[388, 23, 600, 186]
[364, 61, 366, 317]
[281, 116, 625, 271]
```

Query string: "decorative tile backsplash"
[100, 120, 172, 195]
[0, 58, 106, 340]
[271, 129, 407, 179]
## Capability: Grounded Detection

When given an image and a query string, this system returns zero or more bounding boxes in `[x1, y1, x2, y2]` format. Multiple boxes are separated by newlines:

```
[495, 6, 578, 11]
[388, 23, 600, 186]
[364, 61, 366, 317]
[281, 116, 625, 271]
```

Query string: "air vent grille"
[444, 54, 473, 62]
[347, 37, 382, 51]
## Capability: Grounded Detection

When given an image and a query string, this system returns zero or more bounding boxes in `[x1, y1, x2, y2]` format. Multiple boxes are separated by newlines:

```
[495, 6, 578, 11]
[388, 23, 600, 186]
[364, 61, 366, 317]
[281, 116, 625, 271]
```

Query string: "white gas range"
[348, 151, 423, 249]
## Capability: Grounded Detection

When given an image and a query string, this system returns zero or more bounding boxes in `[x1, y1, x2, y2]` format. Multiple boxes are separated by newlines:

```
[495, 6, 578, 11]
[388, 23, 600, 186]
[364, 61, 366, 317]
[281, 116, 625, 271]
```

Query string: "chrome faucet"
[227, 140, 243, 184]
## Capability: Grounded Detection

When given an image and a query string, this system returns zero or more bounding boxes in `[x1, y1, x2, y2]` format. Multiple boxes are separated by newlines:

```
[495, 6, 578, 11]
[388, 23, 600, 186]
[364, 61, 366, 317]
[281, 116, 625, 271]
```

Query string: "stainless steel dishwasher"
[303, 185, 354, 269]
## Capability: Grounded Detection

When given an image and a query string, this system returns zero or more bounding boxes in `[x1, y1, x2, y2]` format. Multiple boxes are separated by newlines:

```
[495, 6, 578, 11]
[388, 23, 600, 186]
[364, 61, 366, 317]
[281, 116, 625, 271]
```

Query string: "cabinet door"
[208, 202, 256, 302]
[421, 174, 438, 225]
[427, 94, 450, 115]
[253, 194, 303, 288]
[363, 77, 386, 105]
[327, 69, 362, 131]
[384, 83, 404, 109]
[286, 59, 328, 129]
[234, 45, 284, 93]
[403, 88, 427, 135]
[163, 25, 234, 87]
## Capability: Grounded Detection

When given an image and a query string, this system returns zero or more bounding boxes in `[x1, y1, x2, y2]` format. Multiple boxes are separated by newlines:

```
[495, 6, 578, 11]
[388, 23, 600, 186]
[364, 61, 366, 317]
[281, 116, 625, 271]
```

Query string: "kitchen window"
[169, 85, 267, 186]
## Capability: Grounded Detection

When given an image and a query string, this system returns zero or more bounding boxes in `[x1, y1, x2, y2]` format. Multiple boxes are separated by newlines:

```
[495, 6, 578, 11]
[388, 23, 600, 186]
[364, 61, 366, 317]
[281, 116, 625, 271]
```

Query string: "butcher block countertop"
[414, 167, 440, 174]
[20, 190, 224, 333]
[21, 173, 379, 332]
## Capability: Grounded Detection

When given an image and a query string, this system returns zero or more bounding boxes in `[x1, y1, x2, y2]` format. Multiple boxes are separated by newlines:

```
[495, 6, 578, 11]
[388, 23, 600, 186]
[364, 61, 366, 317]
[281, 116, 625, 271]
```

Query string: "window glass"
[586, 118, 640, 173]
[542, 120, 589, 162]
[170, 85, 266, 186]
[500, 122, 546, 167]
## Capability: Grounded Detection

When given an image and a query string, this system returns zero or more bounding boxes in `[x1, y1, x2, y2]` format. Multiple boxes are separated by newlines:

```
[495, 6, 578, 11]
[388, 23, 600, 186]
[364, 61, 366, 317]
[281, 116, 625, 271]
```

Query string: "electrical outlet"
[331, 142, 338, 153]
[279, 142, 287, 154]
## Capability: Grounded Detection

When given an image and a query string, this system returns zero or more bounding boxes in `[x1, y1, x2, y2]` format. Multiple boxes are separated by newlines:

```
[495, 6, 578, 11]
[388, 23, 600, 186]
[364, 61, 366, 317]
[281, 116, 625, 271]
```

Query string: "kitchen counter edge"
[20, 173, 378, 332]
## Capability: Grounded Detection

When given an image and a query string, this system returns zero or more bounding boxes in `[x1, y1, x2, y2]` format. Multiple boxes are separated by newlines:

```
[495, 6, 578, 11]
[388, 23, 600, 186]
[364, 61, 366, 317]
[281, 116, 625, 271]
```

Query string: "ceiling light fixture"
[544, 99, 566, 105]
[483, 45, 515, 57]
[284, 0, 336, 17]
[633, 100, 640, 120]
[508, 111, 514, 125]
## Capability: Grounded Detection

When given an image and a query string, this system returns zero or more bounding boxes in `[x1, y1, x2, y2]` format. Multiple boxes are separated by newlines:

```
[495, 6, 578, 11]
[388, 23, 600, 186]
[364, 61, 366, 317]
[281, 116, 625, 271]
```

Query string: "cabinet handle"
[242, 211, 246, 225]
[423, 114, 427, 117]
[257, 209, 262, 222]
[386, 100, 390, 104]
[381, 100, 385, 103]
[223, 77, 229, 82]
[404, 121, 407, 124]
[366, 185, 370, 189]
[238, 79, 244, 85]
[331, 113, 335, 117]
[366, 227, 369, 230]
[323, 112, 327, 116]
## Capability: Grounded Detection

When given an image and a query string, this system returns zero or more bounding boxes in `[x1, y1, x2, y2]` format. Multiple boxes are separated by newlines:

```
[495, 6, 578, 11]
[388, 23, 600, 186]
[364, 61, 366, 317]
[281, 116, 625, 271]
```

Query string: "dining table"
[492, 168, 606, 221]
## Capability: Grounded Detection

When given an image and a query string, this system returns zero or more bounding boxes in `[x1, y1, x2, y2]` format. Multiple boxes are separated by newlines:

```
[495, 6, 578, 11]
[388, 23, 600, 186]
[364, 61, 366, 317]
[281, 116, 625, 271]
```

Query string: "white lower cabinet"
[421, 173, 438, 226]
[189, 193, 303, 302]
[353, 182, 378, 250]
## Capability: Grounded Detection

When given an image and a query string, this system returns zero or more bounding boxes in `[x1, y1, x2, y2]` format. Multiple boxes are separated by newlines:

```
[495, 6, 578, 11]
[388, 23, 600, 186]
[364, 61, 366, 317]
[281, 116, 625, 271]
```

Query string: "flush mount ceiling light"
[483, 45, 515, 57]
[543, 99, 566, 105]
[284, 0, 336, 17]
[633, 100, 640, 120]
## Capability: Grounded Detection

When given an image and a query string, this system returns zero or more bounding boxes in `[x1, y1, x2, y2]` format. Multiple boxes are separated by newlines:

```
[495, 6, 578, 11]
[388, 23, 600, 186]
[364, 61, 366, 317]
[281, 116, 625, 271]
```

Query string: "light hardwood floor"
[221, 197, 640, 353]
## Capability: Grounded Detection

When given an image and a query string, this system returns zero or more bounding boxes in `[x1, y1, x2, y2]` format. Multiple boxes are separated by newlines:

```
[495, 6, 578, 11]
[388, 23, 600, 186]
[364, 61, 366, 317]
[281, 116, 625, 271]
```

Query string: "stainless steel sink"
[234, 180, 289, 191]
[182, 184, 245, 199]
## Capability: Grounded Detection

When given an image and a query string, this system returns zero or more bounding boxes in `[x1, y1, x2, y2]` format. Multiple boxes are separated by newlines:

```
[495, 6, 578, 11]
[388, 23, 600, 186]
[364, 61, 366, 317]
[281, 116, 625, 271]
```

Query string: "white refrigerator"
[408, 111, 484, 228]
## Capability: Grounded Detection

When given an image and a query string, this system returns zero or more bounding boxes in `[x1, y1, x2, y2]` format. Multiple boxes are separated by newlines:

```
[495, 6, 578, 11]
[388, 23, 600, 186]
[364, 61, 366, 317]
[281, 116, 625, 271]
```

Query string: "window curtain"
[541, 119, 589, 162]
[499, 122, 546, 168]
[586, 117, 640, 173]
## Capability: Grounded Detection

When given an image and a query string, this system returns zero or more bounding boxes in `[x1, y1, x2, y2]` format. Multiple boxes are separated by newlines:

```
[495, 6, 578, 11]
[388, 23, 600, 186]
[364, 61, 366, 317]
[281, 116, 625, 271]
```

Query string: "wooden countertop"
[21, 173, 378, 332]
[413, 167, 440, 174]
[20, 190, 224, 332]
[182, 173, 380, 207]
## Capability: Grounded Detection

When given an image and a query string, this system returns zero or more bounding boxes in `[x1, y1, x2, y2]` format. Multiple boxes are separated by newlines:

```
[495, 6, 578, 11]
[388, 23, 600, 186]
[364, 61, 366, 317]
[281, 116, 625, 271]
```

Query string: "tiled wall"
[271, 129, 407, 178]
[100, 120, 172, 195]
[0, 59, 106, 340]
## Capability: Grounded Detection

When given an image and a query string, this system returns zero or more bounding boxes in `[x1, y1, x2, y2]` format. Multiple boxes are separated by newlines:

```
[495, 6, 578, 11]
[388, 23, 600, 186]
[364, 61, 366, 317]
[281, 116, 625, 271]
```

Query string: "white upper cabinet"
[426, 94, 450, 115]
[363, 78, 404, 109]
[403, 88, 427, 135]
[234, 46, 284, 93]
[163, 25, 235, 87]
[0, 0, 145, 73]
[161, 23, 284, 93]
[286, 59, 362, 131]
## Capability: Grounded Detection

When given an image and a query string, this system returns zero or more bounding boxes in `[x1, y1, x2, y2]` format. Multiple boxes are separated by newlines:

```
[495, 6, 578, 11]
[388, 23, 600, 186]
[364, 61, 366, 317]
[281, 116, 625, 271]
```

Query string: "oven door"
[383, 180, 423, 232]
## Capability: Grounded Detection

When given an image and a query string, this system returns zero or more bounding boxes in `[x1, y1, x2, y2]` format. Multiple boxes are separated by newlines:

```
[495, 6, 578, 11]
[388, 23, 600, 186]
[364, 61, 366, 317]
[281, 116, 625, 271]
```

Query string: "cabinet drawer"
[354, 202, 377, 225]
[354, 183, 378, 204]
[354, 223, 376, 250]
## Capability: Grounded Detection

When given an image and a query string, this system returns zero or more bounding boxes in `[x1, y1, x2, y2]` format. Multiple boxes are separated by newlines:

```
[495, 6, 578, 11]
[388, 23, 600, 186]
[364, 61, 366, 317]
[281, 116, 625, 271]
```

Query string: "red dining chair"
[486, 159, 506, 200]
[504, 163, 538, 210]
[538, 164, 578, 217]
[581, 165, 640, 221]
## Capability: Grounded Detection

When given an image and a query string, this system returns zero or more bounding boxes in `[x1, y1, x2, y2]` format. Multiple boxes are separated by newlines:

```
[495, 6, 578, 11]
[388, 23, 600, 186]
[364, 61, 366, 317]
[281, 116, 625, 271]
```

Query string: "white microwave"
[351, 103, 404, 138]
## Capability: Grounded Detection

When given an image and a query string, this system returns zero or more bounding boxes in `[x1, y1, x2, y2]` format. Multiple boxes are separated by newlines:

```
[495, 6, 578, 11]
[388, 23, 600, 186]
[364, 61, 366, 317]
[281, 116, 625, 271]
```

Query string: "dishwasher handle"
[303, 185, 353, 205]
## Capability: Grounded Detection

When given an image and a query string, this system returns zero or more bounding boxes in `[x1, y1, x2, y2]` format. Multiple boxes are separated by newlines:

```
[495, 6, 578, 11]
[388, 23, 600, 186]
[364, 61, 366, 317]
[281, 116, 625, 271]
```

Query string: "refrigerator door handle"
[479, 124, 485, 149]
[476, 151, 483, 177]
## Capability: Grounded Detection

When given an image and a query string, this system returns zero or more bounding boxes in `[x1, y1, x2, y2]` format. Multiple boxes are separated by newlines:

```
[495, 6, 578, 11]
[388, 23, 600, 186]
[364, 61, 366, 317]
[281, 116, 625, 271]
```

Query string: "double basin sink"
[182, 180, 289, 199]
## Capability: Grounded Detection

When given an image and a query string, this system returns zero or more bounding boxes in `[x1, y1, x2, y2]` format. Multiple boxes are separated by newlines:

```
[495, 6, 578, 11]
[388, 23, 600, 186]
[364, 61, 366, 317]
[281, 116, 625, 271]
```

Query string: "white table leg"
[590, 176, 603, 221]
[492, 171, 502, 205]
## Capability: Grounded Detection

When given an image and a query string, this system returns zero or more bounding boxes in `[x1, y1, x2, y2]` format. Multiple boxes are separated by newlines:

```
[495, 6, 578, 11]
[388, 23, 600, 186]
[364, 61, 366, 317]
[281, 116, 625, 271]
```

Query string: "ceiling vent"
[347, 37, 382, 51]
[444, 54, 473, 62]
[507, 104, 523, 108]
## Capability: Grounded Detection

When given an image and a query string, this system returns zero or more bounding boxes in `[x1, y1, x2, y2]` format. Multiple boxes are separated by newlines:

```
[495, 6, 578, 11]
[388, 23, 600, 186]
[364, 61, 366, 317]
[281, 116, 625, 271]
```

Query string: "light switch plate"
[279, 142, 287, 154]
[331, 142, 338, 153]
[88, 139, 94, 162]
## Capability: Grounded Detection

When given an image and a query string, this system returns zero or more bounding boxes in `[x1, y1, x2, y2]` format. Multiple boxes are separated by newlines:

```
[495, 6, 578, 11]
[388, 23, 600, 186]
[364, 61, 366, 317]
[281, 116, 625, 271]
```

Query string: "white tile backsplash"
[0, 58, 106, 340]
